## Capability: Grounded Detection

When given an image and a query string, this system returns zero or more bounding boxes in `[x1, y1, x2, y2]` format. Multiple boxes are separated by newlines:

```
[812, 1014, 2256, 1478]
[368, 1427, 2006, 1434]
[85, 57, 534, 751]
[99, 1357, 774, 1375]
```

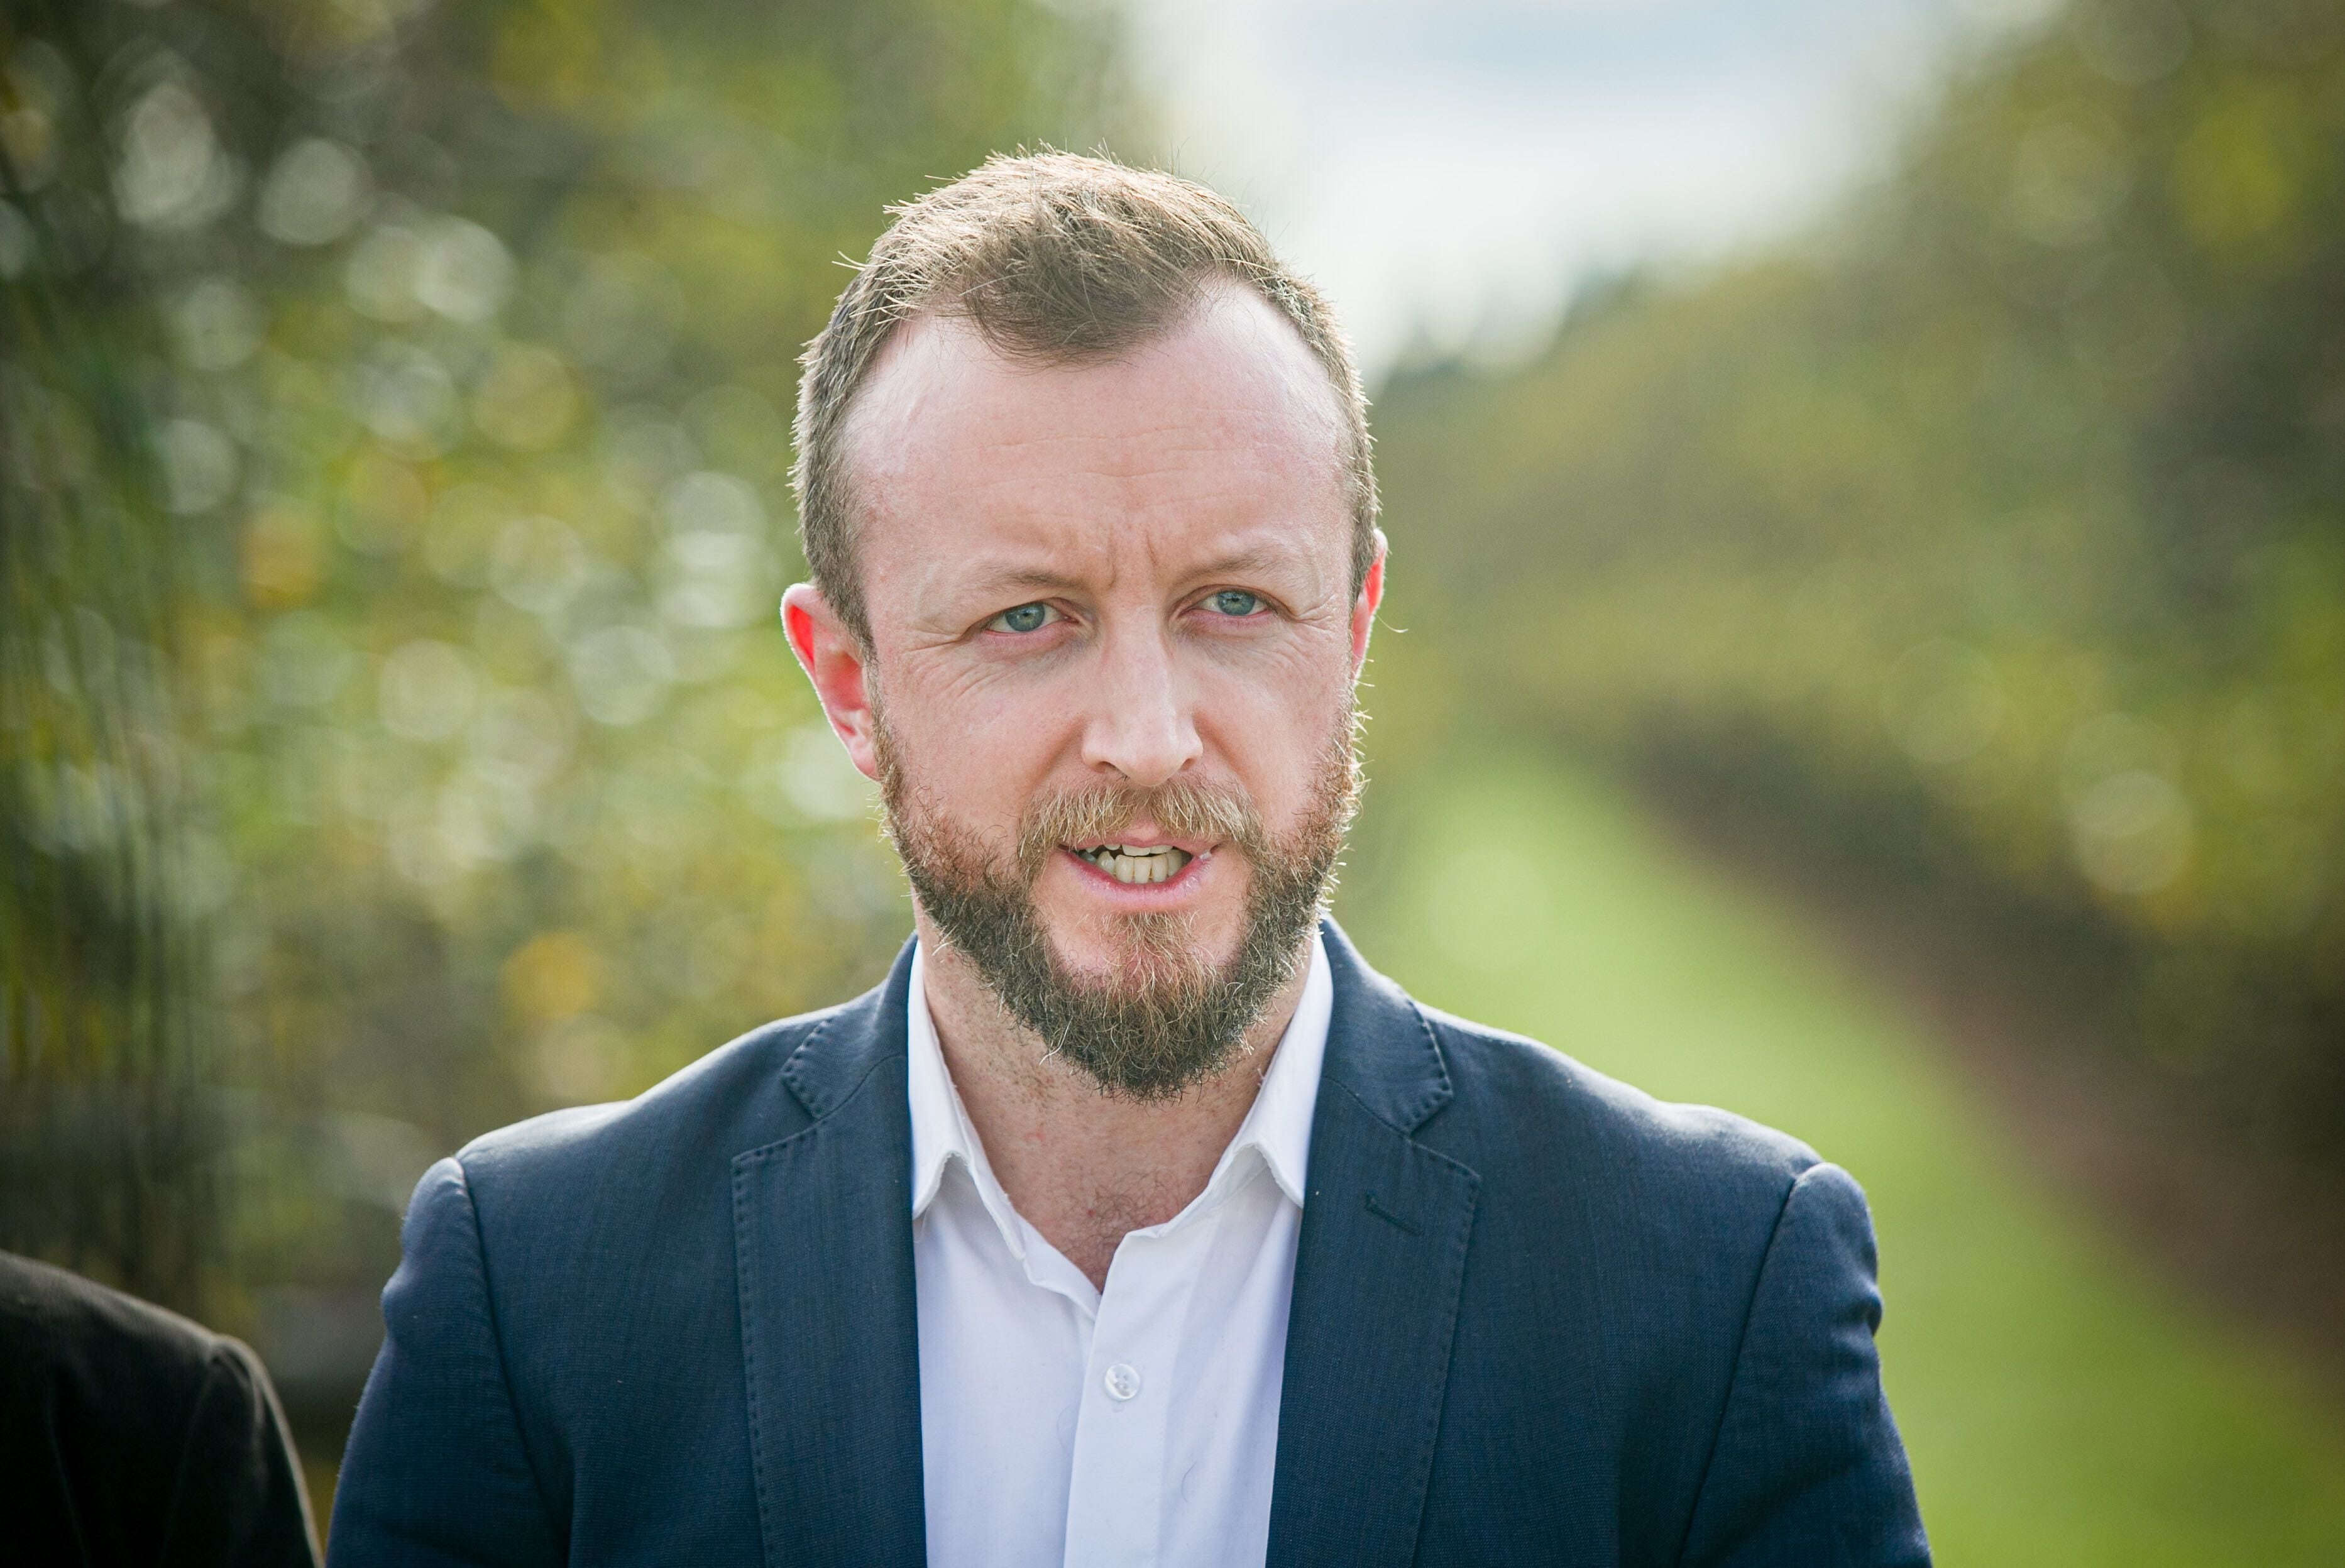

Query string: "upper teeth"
[1082, 844, 1194, 885]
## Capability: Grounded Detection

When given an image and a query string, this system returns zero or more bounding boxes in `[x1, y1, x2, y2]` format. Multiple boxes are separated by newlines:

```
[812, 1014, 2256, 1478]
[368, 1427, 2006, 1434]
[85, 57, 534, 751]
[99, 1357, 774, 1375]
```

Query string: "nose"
[1079, 622, 1202, 788]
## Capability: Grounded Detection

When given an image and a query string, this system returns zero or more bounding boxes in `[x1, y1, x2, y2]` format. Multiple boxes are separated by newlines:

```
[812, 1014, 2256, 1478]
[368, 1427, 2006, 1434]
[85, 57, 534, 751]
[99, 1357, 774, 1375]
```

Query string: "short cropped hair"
[790, 151, 1378, 649]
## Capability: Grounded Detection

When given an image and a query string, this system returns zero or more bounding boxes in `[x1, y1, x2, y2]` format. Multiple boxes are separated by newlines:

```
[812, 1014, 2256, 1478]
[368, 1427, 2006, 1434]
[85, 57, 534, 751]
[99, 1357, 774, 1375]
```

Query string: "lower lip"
[1062, 847, 1211, 898]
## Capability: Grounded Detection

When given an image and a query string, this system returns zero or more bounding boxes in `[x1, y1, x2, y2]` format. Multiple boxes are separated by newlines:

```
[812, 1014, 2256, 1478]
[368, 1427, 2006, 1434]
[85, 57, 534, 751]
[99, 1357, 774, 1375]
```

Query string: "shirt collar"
[904, 940, 979, 1225]
[1229, 929, 1331, 1209]
[907, 928, 1332, 1222]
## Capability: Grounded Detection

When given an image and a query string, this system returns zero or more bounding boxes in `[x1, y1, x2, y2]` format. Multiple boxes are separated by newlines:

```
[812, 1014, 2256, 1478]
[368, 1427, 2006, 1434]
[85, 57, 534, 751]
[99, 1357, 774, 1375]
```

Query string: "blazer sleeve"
[1676, 1162, 1931, 1567]
[161, 1338, 321, 1568]
[329, 1157, 564, 1568]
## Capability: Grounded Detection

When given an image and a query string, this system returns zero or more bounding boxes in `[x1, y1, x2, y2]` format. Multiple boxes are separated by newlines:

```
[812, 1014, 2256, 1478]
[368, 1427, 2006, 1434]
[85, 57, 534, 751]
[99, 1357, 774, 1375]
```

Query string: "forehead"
[840, 283, 1352, 601]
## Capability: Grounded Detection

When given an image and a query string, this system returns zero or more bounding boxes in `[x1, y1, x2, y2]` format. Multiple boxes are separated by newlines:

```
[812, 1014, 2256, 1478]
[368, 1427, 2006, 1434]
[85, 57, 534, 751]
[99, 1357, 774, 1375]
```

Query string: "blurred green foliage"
[8, 0, 2342, 1504]
[3, 6, 212, 1311]
[3, 0, 1131, 1437]
[1371, 0, 2345, 1161]
[1341, 759, 2345, 1563]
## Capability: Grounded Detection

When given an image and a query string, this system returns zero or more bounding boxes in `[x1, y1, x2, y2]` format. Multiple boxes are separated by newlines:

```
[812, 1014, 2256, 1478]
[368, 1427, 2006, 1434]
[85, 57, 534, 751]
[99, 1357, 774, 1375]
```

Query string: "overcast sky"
[1126, 0, 2053, 378]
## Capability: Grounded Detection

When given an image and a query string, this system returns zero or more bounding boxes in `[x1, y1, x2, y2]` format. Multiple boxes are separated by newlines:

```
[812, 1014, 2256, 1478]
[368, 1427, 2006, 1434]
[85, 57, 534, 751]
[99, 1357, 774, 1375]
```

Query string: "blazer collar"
[733, 940, 927, 1568]
[784, 921, 1444, 1131]
[777, 939, 917, 1123]
[733, 924, 1478, 1568]
[1268, 919, 1481, 1568]
[1317, 918, 1454, 1133]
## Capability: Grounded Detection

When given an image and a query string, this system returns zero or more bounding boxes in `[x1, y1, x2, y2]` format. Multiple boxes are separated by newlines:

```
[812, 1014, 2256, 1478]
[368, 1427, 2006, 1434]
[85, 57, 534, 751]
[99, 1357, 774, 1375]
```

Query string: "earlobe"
[780, 583, 882, 782]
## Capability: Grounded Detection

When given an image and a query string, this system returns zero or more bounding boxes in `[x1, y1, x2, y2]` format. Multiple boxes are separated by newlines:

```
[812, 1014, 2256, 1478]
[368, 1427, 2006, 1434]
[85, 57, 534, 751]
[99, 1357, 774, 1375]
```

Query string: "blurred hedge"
[1371, 0, 2344, 1160]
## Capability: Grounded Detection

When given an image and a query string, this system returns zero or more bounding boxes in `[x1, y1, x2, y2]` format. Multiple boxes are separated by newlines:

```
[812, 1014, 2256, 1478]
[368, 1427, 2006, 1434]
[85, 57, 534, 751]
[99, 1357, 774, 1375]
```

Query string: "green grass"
[1334, 759, 2345, 1564]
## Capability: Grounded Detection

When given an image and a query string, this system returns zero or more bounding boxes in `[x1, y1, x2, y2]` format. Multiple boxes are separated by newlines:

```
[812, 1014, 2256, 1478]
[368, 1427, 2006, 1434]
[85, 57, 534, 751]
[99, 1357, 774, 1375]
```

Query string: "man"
[2, 1251, 320, 1568]
[331, 154, 1928, 1567]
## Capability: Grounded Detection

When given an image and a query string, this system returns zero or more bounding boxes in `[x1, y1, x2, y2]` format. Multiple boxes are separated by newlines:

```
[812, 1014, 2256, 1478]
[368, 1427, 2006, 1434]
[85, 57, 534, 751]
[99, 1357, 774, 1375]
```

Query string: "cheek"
[884, 658, 1083, 809]
[1195, 646, 1352, 813]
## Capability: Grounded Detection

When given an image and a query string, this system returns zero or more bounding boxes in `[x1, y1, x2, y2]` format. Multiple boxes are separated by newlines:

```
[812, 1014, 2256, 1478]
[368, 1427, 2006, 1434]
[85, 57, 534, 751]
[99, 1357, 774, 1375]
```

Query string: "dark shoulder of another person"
[0, 1251, 319, 1568]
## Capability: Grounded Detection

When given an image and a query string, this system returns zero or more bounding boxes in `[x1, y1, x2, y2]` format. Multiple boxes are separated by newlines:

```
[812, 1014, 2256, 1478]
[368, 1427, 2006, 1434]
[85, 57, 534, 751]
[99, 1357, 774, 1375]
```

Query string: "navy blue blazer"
[331, 922, 1928, 1566]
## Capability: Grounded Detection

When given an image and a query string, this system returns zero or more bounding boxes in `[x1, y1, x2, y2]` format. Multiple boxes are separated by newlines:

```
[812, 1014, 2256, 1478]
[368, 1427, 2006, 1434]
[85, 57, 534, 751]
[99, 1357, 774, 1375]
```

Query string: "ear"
[1348, 530, 1387, 678]
[781, 583, 882, 782]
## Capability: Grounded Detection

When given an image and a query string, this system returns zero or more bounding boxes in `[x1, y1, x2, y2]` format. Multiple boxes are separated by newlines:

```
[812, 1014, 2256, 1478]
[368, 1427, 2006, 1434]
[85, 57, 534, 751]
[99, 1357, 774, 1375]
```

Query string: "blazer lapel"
[733, 944, 927, 1568]
[1266, 921, 1482, 1568]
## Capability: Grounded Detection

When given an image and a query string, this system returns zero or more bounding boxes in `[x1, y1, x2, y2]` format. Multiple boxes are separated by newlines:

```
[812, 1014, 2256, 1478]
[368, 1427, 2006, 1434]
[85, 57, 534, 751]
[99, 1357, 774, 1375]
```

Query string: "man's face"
[788, 283, 1383, 1094]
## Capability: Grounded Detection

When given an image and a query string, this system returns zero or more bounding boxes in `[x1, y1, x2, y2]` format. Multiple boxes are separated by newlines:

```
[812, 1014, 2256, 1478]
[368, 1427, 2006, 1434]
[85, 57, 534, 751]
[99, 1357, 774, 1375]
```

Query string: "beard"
[878, 712, 1358, 1102]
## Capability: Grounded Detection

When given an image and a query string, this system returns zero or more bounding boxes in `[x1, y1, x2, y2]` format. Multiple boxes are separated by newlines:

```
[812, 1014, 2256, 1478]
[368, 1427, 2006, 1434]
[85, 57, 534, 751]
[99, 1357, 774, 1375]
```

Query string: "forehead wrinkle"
[849, 290, 1352, 625]
[924, 430, 1319, 550]
[960, 419, 1336, 536]
[855, 294, 1343, 483]
[886, 480, 1338, 622]
[911, 512, 1331, 622]
[896, 523, 1131, 620]
[936, 405, 1326, 483]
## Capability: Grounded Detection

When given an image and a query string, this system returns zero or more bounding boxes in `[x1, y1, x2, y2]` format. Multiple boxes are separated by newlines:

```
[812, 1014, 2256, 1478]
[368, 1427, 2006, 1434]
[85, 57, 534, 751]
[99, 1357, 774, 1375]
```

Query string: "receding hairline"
[834, 274, 1357, 518]
[791, 152, 1381, 649]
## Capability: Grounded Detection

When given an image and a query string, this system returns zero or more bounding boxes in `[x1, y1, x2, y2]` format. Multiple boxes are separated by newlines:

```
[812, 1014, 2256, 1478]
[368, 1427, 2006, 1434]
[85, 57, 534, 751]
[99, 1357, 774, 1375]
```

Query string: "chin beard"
[879, 720, 1358, 1102]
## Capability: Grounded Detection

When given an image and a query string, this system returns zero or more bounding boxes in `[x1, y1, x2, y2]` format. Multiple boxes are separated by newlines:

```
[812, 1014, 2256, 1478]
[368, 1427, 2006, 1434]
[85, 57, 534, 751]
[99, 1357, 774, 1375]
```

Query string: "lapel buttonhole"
[1363, 1192, 1423, 1237]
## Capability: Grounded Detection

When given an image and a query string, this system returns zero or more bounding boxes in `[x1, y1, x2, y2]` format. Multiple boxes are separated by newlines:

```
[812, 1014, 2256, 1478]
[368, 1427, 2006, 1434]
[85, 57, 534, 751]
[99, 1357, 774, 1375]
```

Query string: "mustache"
[1014, 779, 1268, 882]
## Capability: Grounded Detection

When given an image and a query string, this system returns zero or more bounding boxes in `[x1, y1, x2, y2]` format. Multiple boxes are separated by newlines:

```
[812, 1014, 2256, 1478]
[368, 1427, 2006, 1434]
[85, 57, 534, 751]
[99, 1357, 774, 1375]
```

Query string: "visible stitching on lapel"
[1282, 1082, 1482, 1568]
[1669, 1158, 1818, 1565]
[739, 1009, 854, 1568]
[773, 937, 917, 1124]
[1384, 1117, 1481, 1568]
[1385, 999, 1454, 1134]
[451, 1156, 565, 1544]
[1322, 1002, 1454, 1138]
[1317, 1075, 1483, 1202]
[732, 1153, 776, 1568]
[1318, 921, 1454, 1136]
[766, 1007, 900, 1148]
[776, 1009, 846, 1120]
[733, 1017, 910, 1568]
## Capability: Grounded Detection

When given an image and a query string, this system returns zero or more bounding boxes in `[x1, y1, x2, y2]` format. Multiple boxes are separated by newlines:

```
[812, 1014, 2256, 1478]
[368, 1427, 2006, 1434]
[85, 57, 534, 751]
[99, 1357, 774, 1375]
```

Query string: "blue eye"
[988, 602, 1058, 634]
[1208, 590, 1263, 617]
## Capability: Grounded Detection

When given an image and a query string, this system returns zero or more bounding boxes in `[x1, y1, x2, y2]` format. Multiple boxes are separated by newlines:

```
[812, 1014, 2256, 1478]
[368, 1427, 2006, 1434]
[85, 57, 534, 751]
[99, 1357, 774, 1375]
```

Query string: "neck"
[914, 914, 1312, 1291]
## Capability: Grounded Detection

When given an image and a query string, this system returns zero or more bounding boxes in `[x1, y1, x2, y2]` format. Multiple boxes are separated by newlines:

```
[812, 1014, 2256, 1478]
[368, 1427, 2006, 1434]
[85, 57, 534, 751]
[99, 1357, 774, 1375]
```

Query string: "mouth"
[1069, 842, 1199, 887]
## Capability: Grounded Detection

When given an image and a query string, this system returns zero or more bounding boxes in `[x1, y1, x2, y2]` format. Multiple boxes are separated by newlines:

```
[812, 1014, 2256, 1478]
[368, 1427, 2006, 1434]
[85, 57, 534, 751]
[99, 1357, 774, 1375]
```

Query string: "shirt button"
[1103, 1362, 1143, 1401]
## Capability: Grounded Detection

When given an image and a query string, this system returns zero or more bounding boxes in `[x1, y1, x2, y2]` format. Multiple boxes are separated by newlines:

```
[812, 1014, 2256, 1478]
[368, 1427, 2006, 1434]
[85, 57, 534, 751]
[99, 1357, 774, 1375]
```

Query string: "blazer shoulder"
[0, 1252, 230, 1413]
[1414, 1001, 1825, 1205]
[0, 1254, 317, 1568]
[451, 999, 854, 1202]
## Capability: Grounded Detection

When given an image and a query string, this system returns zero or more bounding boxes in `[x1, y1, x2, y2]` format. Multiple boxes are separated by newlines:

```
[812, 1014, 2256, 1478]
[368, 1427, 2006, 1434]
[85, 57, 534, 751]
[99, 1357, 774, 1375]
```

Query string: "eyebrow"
[1181, 544, 1305, 582]
[960, 565, 1089, 600]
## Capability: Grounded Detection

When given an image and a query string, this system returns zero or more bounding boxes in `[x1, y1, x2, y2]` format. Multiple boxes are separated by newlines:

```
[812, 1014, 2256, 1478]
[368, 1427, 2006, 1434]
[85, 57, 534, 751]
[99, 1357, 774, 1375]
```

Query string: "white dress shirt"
[908, 930, 1332, 1568]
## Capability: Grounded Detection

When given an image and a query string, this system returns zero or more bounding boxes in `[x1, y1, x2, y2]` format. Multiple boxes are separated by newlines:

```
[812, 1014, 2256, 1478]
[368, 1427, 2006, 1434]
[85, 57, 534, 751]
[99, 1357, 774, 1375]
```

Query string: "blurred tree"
[3, 0, 1138, 1466]
[2, 5, 216, 1313]
[1371, 0, 2345, 1162]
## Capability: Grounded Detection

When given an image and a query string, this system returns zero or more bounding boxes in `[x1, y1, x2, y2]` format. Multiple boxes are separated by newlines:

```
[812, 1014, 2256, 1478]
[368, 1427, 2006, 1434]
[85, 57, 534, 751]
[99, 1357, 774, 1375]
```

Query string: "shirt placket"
[1059, 1205, 1220, 1568]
